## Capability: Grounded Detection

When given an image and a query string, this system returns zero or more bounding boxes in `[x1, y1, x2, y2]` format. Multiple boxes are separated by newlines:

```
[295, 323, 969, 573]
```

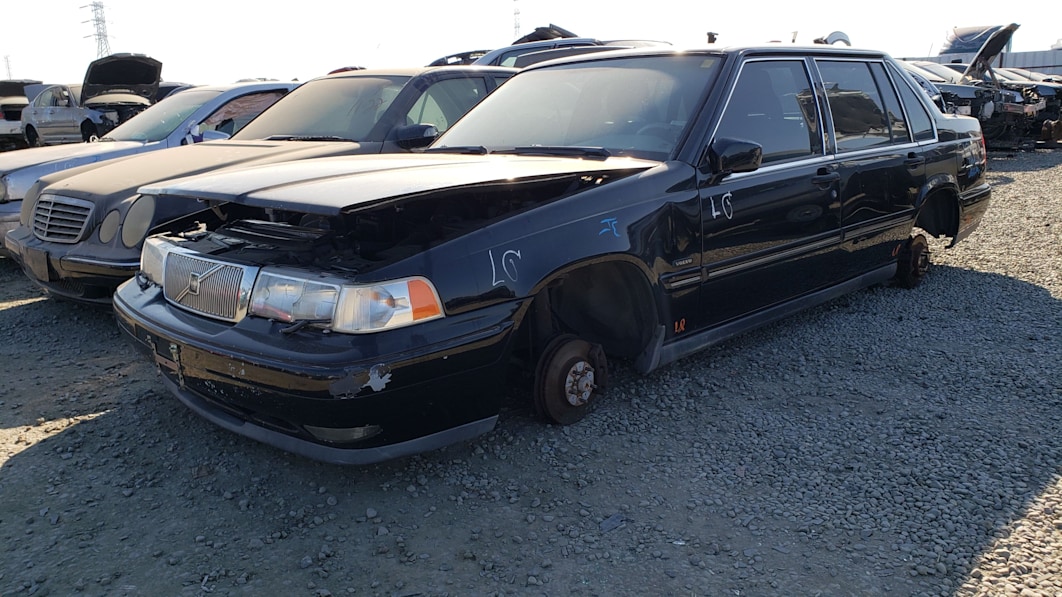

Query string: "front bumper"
[0, 205, 18, 257]
[4, 224, 139, 302]
[113, 279, 521, 465]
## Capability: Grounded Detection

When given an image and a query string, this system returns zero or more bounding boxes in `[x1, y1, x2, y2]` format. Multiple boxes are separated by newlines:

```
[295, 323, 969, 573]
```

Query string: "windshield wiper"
[263, 135, 356, 142]
[490, 146, 611, 159]
[424, 145, 488, 155]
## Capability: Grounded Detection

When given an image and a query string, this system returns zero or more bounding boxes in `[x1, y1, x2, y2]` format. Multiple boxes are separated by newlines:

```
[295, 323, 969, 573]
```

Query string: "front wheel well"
[532, 260, 658, 360]
[914, 191, 959, 240]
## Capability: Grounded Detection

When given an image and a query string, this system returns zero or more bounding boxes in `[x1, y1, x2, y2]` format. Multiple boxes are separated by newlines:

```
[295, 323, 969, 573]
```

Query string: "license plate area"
[22, 246, 51, 281]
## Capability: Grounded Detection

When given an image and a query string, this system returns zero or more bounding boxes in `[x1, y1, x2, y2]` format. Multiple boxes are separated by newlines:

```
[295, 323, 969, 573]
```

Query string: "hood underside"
[82, 54, 162, 104]
[961, 23, 1019, 81]
[143, 153, 658, 216]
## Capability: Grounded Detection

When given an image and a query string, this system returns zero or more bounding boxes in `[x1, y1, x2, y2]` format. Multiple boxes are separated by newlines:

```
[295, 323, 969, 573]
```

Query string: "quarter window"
[887, 64, 935, 141]
[714, 60, 821, 164]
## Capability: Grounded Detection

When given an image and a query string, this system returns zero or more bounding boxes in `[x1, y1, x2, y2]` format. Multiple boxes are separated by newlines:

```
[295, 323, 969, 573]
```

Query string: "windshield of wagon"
[105, 88, 219, 142]
[434, 54, 718, 161]
[232, 75, 410, 142]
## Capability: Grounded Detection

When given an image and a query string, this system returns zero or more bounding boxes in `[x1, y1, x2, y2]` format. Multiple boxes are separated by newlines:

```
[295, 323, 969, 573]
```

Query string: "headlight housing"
[139, 236, 170, 285]
[142, 237, 445, 334]
[250, 269, 444, 333]
[121, 194, 156, 248]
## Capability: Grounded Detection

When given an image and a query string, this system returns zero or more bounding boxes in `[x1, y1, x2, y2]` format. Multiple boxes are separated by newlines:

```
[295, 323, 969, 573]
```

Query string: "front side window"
[405, 77, 488, 133]
[197, 90, 288, 136]
[714, 60, 821, 164]
[107, 88, 221, 142]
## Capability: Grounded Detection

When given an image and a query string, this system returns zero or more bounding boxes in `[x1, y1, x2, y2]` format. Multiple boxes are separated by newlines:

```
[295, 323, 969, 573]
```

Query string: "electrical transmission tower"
[82, 2, 111, 58]
[513, 0, 520, 40]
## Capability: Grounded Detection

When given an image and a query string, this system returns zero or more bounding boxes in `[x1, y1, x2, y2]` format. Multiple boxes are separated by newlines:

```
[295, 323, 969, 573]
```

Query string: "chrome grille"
[32, 195, 94, 243]
[163, 251, 258, 322]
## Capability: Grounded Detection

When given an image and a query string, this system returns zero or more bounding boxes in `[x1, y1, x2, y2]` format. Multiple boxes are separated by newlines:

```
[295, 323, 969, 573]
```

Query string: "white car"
[0, 80, 297, 250]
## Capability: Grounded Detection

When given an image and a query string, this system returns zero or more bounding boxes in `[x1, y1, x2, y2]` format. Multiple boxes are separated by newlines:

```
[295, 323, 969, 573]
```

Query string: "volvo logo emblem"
[188, 272, 203, 296]
[175, 264, 224, 302]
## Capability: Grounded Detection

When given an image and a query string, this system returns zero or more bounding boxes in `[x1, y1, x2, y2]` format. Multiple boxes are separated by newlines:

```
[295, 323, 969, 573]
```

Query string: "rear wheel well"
[914, 190, 959, 240]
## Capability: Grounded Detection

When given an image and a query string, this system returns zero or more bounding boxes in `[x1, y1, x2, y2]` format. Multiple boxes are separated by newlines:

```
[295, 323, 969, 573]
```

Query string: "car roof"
[310, 64, 517, 83]
[516, 44, 891, 72]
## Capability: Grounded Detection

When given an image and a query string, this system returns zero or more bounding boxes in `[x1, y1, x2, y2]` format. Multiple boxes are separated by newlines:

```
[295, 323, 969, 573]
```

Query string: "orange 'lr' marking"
[674, 318, 686, 334]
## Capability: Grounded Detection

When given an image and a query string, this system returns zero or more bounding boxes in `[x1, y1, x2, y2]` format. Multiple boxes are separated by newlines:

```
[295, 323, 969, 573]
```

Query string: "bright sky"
[3, 1, 1059, 85]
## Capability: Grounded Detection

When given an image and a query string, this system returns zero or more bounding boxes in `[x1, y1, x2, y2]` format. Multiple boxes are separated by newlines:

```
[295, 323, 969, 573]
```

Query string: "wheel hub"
[564, 361, 595, 406]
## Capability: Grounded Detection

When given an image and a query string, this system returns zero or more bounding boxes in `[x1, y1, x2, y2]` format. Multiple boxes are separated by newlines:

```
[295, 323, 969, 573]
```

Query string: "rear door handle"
[811, 172, 840, 186]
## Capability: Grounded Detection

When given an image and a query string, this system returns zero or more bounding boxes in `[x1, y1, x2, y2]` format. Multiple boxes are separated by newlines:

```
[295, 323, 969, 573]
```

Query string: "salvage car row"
[1, 42, 992, 465]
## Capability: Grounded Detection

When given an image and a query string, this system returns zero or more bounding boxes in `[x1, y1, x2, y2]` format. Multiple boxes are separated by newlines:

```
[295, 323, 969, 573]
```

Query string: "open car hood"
[141, 153, 657, 216]
[961, 23, 1019, 81]
[512, 24, 580, 44]
[0, 79, 42, 100]
[81, 53, 162, 104]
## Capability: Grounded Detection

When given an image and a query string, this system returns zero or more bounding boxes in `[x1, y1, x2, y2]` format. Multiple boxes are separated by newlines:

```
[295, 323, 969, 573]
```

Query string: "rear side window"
[714, 60, 821, 164]
[815, 59, 917, 150]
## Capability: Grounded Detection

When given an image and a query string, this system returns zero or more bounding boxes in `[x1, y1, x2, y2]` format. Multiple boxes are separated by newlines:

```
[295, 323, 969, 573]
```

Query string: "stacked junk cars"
[901, 23, 1062, 148]
[0, 21, 1056, 465]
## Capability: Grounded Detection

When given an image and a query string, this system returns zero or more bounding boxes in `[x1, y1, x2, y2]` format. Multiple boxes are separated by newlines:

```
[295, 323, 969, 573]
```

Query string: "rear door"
[814, 59, 928, 278]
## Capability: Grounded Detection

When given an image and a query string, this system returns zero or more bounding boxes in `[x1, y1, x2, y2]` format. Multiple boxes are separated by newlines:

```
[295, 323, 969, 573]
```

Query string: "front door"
[697, 59, 843, 329]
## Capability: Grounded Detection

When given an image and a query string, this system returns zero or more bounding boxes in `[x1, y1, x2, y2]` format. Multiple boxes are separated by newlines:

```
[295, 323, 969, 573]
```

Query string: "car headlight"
[121, 194, 156, 248]
[249, 270, 341, 323]
[333, 277, 443, 333]
[18, 181, 42, 226]
[139, 236, 170, 285]
[98, 209, 120, 244]
[249, 268, 443, 333]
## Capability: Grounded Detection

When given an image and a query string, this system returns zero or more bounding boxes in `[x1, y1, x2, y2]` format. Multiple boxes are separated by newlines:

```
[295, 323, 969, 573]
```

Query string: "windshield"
[107, 88, 219, 142]
[435, 54, 718, 161]
[233, 75, 411, 142]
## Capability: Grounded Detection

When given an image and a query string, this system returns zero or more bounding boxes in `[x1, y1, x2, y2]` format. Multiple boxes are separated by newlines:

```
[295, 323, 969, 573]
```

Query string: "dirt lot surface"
[1, 151, 1060, 597]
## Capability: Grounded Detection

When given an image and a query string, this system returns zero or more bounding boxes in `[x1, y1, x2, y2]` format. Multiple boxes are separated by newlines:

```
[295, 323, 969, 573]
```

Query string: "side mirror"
[704, 137, 763, 183]
[200, 130, 231, 141]
[394, 123, 439, 150]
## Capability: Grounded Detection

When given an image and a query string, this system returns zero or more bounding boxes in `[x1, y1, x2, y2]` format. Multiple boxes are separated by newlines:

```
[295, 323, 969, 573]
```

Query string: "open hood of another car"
[81, 53, 162, 104]
[512, 24, 580, 44]
[961, 23, 1019, 81]
[0, 79, 42, 100]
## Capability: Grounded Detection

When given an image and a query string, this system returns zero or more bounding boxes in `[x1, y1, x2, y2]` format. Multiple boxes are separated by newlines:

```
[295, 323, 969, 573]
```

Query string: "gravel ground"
[0, 150, 1060, 597]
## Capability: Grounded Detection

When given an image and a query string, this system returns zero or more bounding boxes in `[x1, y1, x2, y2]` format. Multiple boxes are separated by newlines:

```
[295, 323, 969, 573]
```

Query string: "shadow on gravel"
[1, 260, 1059, 595]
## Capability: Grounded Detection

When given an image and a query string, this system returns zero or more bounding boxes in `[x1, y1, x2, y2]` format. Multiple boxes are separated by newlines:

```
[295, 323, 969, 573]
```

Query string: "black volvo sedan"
[113, 45, 991, 464]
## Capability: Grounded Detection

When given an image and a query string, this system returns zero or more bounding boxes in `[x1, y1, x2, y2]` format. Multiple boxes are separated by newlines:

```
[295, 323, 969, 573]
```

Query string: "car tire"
[895, 233, 930, 289]
[533, 334, 607, 425]
[25, 127, 42, 147]
[81, 122, 99, 143]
